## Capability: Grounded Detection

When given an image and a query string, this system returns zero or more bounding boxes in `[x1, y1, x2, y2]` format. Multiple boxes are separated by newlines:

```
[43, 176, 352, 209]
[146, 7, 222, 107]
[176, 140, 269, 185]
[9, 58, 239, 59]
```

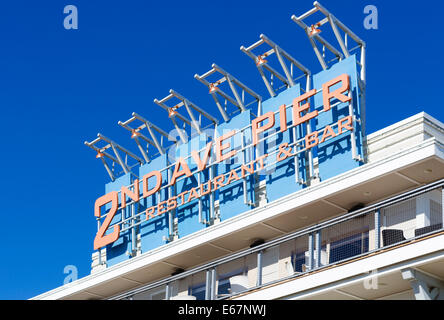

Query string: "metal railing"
[109, 179, 444, 300]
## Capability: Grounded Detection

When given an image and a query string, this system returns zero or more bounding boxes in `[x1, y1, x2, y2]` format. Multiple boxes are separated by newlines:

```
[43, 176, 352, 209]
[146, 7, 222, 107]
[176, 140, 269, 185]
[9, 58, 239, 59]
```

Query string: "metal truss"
[292, 2, 365, 80]
[84, 133, 145, 181]
[154, 89, 219, 143]
[292, 1, 367, 137]
[118, 112, 177, 162]
[241, 34, 311, 98]
[195, 63, 263, 118]
[241, 34, 314, 183]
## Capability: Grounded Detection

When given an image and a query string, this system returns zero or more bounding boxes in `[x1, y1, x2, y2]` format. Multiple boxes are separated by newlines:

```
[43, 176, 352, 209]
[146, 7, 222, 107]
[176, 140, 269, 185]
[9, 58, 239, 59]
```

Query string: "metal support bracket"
[154, 90, 219, 142]
[195, 63, 262, 119]
[241, 34, 311, 98]
[85, 133, 144, 181]
[402, 268, 444, 300]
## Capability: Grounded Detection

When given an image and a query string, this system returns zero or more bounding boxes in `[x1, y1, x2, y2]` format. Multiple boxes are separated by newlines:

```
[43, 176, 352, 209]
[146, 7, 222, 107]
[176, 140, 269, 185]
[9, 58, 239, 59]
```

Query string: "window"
[218, 268, 246, 297]
[291, 250, 306, 273]
[329, 232, 369, 263]
[189, 283, 206, 300]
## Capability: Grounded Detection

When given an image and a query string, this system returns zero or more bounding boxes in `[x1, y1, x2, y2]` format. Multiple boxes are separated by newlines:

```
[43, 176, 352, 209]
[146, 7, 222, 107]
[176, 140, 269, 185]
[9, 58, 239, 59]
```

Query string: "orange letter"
[142, 171, 162, 198]
[256, 154, 268, 171]
[94, 191, 119, 250]
[226, 169, 240, 185]
[167, 197, 177, 211]
[199, 181, 212, 196]
[213, 174, 226, 190]
[292, 89, 318, 127]
[305, 131, 319, 149]
[241, 163, 254, 178]
[145, 206, 156, 220]
[157, 200, 168, 215]
[121, 179, 139, 209]
[215, 130, 237, 163]
[191, 141, 213, 172]
[252, 112, 275, 146]
[176, 191, 188, 206]
[187, 187, 200, 203]
[338, 116, 353, 134]
[319, 125, 337, 144]
[279, 104, 288, 133]
[322, 74, 351, 112]
[170, 157, 193, 185]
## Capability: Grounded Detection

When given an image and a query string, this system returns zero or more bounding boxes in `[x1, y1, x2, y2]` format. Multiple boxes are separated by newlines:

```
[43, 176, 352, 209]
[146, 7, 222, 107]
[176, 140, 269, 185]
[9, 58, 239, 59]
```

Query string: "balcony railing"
[109, 178, 444, 300]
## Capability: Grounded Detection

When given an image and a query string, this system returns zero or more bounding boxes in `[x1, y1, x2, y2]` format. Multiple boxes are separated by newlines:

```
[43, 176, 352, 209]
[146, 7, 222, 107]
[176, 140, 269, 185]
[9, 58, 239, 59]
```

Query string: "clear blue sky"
[0, 0, 442, 300]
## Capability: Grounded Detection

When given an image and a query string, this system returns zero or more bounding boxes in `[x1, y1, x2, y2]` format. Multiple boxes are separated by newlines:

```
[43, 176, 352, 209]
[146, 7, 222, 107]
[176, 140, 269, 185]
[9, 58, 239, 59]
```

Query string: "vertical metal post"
[308, 233, 314, 270]
[167, 167, 175, 239]
[292, 126, 301, 184]
[347, 90, 360, 161]
[205, 270, 211, 300]
[97, 248, 102, 266]
[131, 202, 136, 256]
[375, 209, 381, 249]
[241, 129, 253, 206]
[210, 268, 217, 300]
[305, 74, 315, 181]
[257, 250, 263, 286]
[97, 219, 102, 265]
[209, 165, 215, 222]
[441, 187, 444, 228]
[165, 283, 170, 300]
[198, 170, 203, 223]
[315, 231, 321, 268]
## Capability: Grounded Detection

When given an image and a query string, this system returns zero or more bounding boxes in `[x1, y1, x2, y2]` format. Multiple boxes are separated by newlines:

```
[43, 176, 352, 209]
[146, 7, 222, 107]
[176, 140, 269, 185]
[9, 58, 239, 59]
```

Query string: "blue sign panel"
[95, 55, 365, 265]
[261, 84, 306, 203]
[138, 154, 170, 253]
[312, 55, 364, 181]
[104, 173, 133, 267]
[174, 134, 210, 238]
[215, 111, 255, 221]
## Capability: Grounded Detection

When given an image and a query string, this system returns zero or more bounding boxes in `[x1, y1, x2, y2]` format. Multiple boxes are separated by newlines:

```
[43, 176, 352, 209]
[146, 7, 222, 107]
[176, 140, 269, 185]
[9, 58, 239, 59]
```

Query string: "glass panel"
[322, 213, 372, 265]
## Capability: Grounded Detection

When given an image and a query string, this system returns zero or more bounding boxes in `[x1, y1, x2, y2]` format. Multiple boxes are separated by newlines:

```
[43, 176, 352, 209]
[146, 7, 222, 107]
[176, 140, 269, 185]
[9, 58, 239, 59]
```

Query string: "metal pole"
[274, 48, 294, 87]
[182, 100, 202, 134]
[328, 15, 350, 58]
[210, 268, 217, 300]
[305, 74, 315, 181]
[315, 231, 321, 268]
[210, 93, 230, 122]
[348, 90, 361, 162]
[100, 156, 115, 181]
[167, 167, 174, 240]
[308, 233, 314, 270]
[375, 209, 381, 249]
[165, 283, 170, 300]
[441, 187, 444, 230]
[198, 170, 203, 223]
[257, 250, 263, 286]
[292, 125, 302, 185]
[241, 130, 250, 206]
[110, 143, 130, 174]
[97, 219, 103, 265]
[226, 76, 246, 112]
[257, 65, 276, 97]
[205, 270, 211, 300]
[131, 202, 136, 256]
